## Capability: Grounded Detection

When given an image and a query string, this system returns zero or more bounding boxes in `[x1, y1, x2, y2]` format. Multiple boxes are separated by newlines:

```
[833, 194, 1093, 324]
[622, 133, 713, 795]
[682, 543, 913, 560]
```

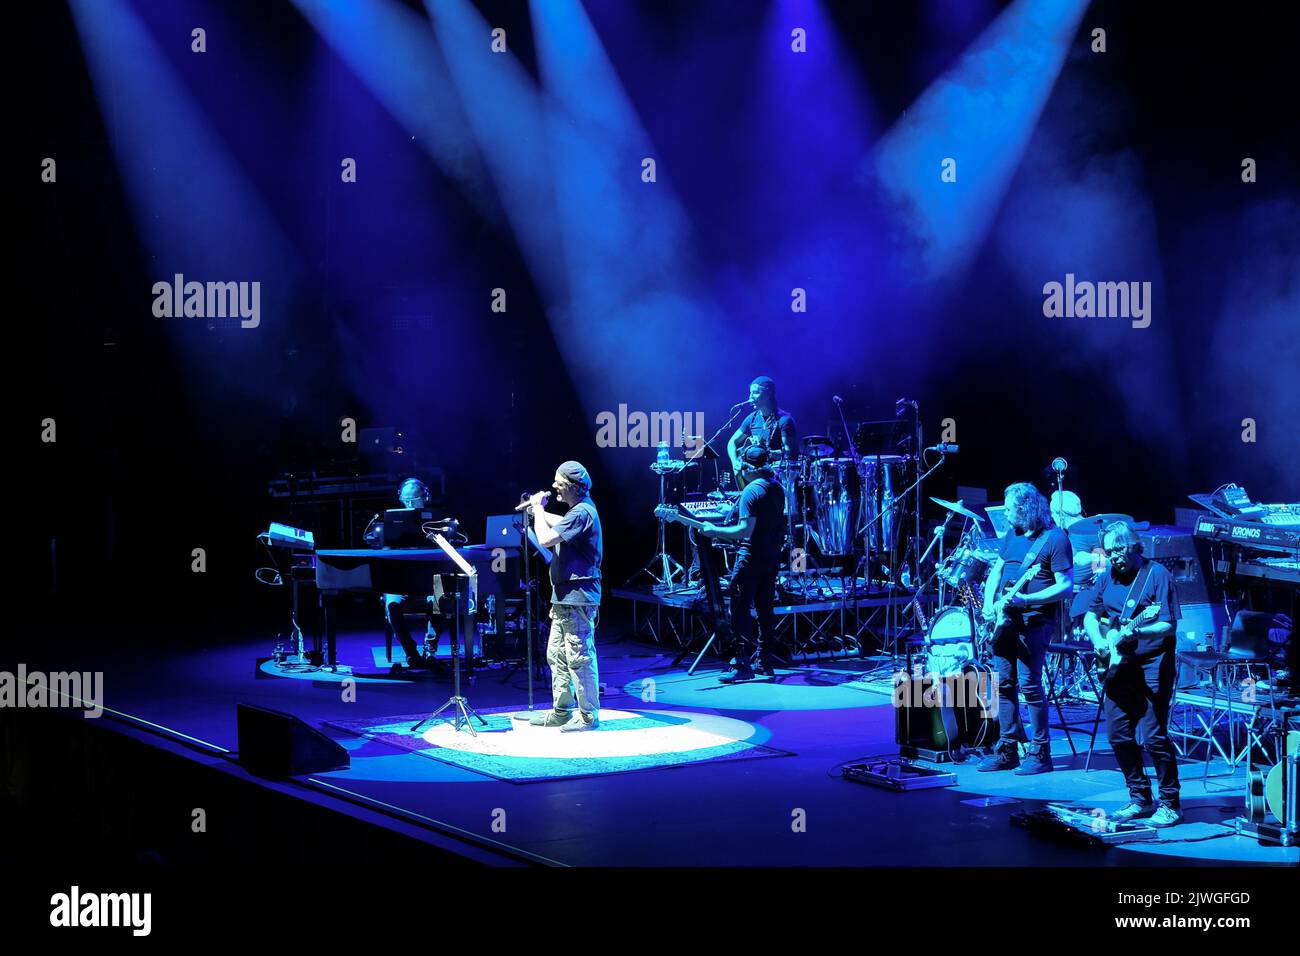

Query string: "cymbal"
[1065, 513, 1148, 536]
[930, 497, 984, 524]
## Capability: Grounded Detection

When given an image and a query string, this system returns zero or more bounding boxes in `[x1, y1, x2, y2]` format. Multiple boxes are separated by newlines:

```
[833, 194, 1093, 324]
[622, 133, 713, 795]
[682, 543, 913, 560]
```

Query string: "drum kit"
[915, 497, 1002, 677]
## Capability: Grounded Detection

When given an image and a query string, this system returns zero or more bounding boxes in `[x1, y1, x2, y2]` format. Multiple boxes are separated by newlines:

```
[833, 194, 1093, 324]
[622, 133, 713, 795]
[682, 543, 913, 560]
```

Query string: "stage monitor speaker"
[236, 703, 350, 779]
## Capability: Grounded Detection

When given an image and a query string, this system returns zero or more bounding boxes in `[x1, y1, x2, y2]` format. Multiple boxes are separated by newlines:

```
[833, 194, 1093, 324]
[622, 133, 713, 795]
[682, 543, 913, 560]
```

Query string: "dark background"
[21, 0, 1298, 645]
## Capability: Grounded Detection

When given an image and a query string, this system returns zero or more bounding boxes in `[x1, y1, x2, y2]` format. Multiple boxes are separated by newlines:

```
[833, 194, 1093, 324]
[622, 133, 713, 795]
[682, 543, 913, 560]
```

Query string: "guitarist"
[700, 444, 787, 682]
[977, 482, 1075, 774]
[1083, 522, 1182, 826]
[726, 375, 798, 473]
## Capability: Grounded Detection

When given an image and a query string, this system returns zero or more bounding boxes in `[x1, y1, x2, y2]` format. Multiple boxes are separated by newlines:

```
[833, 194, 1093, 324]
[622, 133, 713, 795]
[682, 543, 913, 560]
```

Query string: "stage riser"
[0, 707, 523, 870]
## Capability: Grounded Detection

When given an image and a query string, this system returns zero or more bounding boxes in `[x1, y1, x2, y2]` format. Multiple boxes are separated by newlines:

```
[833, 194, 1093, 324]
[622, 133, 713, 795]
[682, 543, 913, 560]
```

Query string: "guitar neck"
[657, 508, 707, 532]
[1004, 563, 1039, 599]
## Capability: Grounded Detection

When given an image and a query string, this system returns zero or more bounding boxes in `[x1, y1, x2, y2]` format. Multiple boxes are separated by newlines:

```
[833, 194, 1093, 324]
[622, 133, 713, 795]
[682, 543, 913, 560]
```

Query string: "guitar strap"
[1116, 560, 1155, 626]
[1007, 529, 1055, 592]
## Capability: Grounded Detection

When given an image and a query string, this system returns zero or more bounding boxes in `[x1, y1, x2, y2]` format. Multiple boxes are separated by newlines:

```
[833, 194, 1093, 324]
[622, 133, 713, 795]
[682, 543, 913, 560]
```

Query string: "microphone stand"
[833, 396, 863, 623]
[697, 401, 751, 473]
[1053, 462, 1068, 643]
[509, 507, 544, 718]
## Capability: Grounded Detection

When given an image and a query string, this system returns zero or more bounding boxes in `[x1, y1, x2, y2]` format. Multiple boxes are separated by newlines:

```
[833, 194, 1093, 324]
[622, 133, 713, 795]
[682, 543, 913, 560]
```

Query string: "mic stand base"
[413, 695, 486, 736]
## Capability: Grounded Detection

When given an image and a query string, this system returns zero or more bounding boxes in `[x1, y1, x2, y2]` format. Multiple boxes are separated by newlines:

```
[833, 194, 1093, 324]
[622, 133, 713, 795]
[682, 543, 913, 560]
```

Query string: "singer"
[726, 375, 798, 476]
[523, 461, 603, 732]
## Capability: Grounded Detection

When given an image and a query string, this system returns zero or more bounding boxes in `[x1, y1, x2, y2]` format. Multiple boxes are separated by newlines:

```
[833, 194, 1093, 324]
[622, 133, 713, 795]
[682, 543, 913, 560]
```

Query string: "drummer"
[727, 375, 798, 476]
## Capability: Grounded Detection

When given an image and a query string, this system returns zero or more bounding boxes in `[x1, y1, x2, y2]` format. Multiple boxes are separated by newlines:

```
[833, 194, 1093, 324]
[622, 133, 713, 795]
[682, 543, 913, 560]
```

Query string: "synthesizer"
[679, 495, 738, 522]
[1193, 514, 1299, 553]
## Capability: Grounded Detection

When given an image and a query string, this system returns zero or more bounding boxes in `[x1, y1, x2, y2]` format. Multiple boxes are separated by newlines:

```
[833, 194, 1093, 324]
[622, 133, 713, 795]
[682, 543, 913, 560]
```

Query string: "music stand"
[412, 533, 488, 735]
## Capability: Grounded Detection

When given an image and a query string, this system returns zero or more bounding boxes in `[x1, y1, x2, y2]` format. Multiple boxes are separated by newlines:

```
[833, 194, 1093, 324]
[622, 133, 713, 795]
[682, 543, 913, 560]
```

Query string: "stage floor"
[19, 628, 1298, 868]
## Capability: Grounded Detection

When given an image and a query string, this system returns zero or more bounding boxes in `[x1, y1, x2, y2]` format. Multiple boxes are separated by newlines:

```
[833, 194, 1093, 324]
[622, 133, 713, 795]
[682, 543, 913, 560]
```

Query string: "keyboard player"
[365, 477, 441, 670]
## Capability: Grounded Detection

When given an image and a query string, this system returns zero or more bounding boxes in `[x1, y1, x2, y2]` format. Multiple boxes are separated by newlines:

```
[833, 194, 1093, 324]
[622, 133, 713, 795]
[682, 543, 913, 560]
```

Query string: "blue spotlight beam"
[874, 0, 1089, 282]
[528, 0, 754, 425]
[68, 0, 296, 336]
[424, 0, 567, 305]
[289, 0, 496, 219]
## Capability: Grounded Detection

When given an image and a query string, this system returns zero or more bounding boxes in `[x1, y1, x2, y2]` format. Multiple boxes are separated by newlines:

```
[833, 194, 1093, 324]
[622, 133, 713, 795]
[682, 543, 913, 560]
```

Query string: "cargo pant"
[547, 603, 600, 718]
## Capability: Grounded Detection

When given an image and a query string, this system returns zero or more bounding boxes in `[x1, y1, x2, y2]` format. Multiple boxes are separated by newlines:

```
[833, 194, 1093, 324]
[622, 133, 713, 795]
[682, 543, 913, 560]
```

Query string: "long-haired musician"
[977, 482, 1074, 774]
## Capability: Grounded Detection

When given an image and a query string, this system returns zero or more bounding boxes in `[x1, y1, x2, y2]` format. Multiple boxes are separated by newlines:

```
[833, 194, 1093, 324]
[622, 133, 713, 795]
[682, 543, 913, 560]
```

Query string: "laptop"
[383, 508, 434, 548]
[484, 514, 552, 564]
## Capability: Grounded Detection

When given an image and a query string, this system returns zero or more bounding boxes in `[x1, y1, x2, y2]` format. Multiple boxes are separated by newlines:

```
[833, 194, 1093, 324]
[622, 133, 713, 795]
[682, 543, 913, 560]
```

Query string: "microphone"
[731, 399, 754, 409]
[515, 492, 548, 512]
[926, 443, 959, 454]
[1051, 457, 1068, 474]
[832, 395, 844, 405]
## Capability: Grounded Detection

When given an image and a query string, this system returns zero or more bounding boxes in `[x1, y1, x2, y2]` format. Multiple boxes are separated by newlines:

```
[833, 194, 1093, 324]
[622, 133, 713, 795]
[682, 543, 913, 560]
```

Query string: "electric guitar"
[655, 504, 711, 534]
[653, 506, 730, 629]
[1092, 603, 1161, 670]
[984, 560, 1043, 632]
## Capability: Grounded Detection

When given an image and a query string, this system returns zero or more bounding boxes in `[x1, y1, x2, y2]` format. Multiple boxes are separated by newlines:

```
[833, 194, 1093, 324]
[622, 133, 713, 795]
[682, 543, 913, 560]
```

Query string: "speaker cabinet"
[236, 703, 350, 778]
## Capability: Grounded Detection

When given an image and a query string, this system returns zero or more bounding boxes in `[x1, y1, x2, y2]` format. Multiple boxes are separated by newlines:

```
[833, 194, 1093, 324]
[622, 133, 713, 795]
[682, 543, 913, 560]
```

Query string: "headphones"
[398, 478, 431, 507]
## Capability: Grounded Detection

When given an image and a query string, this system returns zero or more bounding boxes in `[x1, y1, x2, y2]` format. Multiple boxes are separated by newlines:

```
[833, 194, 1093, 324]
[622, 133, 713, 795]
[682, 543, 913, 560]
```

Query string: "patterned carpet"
[327, 706, 794, 783]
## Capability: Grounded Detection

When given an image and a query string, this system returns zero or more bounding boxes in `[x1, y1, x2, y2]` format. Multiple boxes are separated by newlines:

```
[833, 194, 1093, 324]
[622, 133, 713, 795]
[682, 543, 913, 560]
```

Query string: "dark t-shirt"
[736, 477, 786, 566]
[1087, 559, 1180, 659]
[996, 528, 1074, 626]
[549, 499, 602, 606]
[738, 408, 798, 459]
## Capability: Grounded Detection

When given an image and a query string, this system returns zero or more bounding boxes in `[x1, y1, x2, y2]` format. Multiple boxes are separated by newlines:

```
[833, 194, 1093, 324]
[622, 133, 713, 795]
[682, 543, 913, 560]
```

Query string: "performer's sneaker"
[529, 711, 570, 727]
[976, 745, 1020, 772]
[1013, 746, 1054, 775]
[1148, 804, 1183, 827]
[1110, 801, 1156, 823]
[719, 663, 756, 684]
[560, 712, 599, 732]
[752, 661, 777, 678]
